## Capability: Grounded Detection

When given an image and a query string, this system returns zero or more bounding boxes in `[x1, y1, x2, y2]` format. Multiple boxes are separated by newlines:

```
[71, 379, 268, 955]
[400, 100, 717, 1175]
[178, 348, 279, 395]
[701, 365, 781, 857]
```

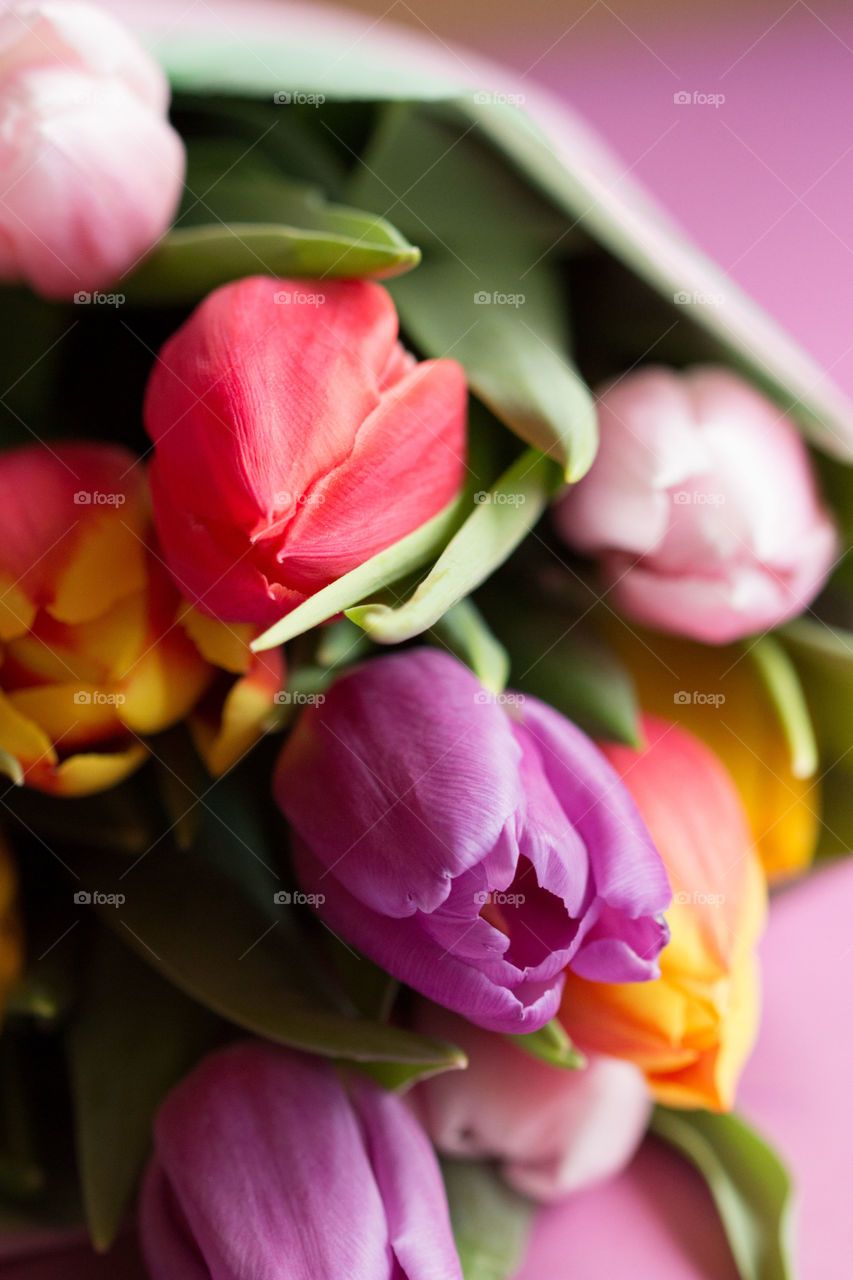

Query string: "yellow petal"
[47, 496, 148, 627]
[179, 604, 255, 675]
[48, 745, 149, 796]
[120, 625, 213, 735]
[191, 654, 281, 776]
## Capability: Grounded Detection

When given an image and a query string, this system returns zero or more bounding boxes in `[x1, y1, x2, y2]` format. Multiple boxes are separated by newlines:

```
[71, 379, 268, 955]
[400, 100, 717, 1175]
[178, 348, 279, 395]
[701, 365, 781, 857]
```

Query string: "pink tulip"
[140, 1040, 463, 1280]
[410, 1003, 651, 1203]
[555, 365, 837, 643]
[0, 2, 184, 298]
[145, 276, 467, 627]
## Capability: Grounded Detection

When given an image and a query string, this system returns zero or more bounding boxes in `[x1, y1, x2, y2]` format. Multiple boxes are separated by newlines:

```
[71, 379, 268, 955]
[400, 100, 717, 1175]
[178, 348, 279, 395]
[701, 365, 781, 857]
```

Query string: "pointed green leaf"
[650, 1107, 796, 1280]
[507, 1018, 586, 1070]
[67, 927, 216, 1251]
[123, 220, 420, 305]
[346, 450, 563, 644]
[746, 634, 817, 779]
[251, 492, 467, 652]
[442, 1159, 535, 1280]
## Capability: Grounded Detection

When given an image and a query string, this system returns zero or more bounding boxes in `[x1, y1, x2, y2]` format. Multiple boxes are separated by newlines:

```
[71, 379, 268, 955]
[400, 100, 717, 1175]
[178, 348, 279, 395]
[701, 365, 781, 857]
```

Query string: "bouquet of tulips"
[1, 3, 852, 1278]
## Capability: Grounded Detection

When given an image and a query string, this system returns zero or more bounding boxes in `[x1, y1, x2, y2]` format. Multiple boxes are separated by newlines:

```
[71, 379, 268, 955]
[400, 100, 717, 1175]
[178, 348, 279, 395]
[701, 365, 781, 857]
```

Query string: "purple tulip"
[140, 1040, 463, 1280]
[274, 649, 670, 1034]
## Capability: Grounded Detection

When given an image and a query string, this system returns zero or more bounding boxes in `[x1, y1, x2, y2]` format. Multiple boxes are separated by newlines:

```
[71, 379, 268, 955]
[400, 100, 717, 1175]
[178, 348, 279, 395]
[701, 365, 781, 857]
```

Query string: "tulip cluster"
[1, 7, 848, 1275]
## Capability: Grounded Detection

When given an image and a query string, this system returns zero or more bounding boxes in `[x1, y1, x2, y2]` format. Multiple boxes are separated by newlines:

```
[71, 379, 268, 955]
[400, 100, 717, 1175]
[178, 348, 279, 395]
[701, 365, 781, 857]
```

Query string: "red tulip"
[144, 277, 467, 627]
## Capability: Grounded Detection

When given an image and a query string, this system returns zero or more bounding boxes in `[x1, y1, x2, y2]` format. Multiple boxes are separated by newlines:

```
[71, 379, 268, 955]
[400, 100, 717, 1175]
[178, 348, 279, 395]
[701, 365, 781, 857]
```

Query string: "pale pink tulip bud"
[0, 2, 184, 298]
[410, 1004, 652, 1202]
[555, 366, 838, 643]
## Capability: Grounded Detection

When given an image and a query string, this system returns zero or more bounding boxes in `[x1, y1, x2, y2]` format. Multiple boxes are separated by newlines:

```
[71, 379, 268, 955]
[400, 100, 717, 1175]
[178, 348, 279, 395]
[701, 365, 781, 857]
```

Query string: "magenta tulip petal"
[276, 649, 670, 1033]
[292, 837, 564, 1032]
[277, 648, 524, 917]
[348, 1075, 463, 1280]
[141, 1041, 461, 1279]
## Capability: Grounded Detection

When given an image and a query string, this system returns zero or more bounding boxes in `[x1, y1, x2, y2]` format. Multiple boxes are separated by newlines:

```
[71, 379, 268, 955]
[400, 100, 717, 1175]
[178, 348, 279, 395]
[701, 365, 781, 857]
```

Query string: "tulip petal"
[292, 837, 564, 1033]
[148, 1043, 394, 1280]
[276, 649, 524, 916]
[348, 1074, 464, 1280]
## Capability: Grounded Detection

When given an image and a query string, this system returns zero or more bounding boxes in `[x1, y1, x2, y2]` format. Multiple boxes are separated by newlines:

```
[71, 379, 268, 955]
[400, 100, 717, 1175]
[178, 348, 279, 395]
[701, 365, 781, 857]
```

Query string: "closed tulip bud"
[410, 1003, 651, 1202]
[274, 648, 671, 1035]
[0, 442, 221, 795]
[554, 366, 837, 644]
[0, 2, 184, 299]
[560, 716, 766, 1111]
[140, 1041, 463, 1280]
[144, 276, 467, 627]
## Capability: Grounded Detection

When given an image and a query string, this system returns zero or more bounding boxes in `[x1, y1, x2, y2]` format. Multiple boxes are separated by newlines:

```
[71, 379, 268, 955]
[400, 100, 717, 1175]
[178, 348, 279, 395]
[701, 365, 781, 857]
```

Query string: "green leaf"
[778, 618, 853, 763]
[62, 772, 463, 1081]
[67, 927, 216, 1251]
[442, 1159, 535, 1280]
[122, 219, 419, 305]
[495, 607, 641, 746]
[350, 105, 597, 480]
[650, 1107, 796, 1280]
[251, 492, 467, 652]
[745, 635, 818, 779]
[430, 599, 510, 694]
[507, 1018, 586, 1070]
[346, 449, 563, 644]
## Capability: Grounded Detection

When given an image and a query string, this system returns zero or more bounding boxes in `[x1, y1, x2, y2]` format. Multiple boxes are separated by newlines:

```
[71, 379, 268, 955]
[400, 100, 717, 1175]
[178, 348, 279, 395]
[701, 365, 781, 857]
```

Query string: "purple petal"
[518, 696, 671, 919]
[348, 1075, 463, 1280]
[147, 1043, 393, 1279]
[293, 837, 564, 1033]
[275, 649, 524, 917]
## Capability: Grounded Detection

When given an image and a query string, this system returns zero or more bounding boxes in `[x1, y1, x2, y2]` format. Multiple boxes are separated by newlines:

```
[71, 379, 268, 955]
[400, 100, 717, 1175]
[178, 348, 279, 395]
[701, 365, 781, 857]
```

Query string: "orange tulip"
[0, 443, 280, 794]
[607, 623, 818, 882]
[560, 715, 766, 1111]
